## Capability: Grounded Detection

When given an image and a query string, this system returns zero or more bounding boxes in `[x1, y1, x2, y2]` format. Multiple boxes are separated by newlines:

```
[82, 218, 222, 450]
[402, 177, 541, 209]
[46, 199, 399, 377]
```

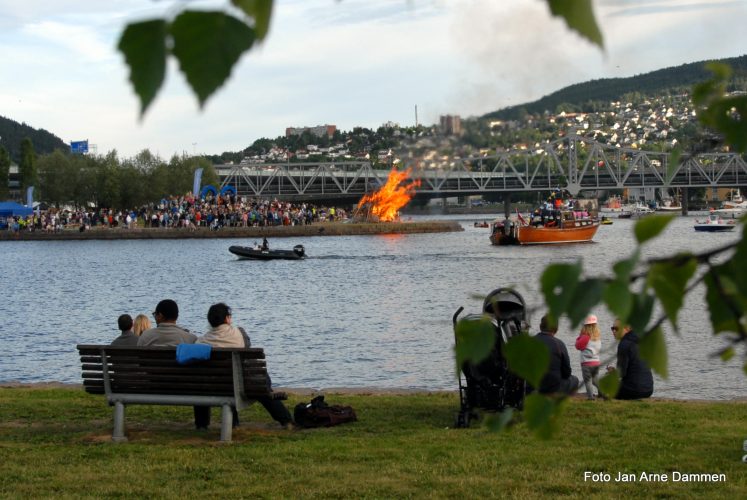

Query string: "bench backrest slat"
[76, 345, 273, 399]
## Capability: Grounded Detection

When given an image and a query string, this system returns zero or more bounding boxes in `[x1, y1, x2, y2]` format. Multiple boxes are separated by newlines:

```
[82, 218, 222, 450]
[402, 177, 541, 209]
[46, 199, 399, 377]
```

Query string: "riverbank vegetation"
[0, 387, 744, 497]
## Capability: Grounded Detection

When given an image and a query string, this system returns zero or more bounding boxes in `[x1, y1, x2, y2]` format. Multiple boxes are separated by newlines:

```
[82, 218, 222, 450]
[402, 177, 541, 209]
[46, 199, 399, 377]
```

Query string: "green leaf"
[171, 11, 256, 107]
[598, 371, 619, 399]
[484, 409, 514, 433]
[504, 334, 550, 389]
[628, 292, 655, 336]
[700, 96, 747, 153]
[744, 361, 747, 376]
[693, 63, 747, 153]
[117, 20, 168, 117]
[602, 253, 639, 320]
[634, 215, 675, 244]
[540, 262, 582, 320]
[647, 256, 697, 333]
[523, 393, 567, 440]
[603, 280, 633, 321]
[638, 326, 668, 379]
[704, 268, 742, 334]
[566, 278, 604, 328]
[719, 347, 735, 362]
[231, 0, 274, 40]
[612, 252, 639, 282]
[727, 235, 747, 297]
[666, 147, 682, 184]
[454, 316, 496, 371]
[547, 0, 604, 48]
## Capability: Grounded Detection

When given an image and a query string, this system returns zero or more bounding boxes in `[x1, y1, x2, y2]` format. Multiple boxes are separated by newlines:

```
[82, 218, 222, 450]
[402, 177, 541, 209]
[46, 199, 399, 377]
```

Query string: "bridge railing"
[216, 138, 747, 199]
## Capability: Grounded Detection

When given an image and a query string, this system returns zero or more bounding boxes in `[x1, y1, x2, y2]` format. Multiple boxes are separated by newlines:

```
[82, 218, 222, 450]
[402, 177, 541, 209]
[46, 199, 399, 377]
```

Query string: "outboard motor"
[293, 245, 305, 258]
[453, 288, 528, 428]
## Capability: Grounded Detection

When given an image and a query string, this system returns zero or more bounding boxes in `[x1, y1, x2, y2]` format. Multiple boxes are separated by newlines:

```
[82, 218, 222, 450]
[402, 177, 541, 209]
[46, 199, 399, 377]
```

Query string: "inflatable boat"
[229, 244, 306, 260]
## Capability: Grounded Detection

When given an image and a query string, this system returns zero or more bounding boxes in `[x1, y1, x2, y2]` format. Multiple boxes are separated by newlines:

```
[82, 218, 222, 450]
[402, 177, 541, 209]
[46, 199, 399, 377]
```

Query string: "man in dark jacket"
[111, 314, 138, 346]
[533, 314, 578, 395]
[608, 320, 654, 399]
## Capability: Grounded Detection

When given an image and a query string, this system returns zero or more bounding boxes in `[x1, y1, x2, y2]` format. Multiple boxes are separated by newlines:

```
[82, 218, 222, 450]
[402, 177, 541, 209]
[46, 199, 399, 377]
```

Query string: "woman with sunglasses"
[607, 320, 654, 400]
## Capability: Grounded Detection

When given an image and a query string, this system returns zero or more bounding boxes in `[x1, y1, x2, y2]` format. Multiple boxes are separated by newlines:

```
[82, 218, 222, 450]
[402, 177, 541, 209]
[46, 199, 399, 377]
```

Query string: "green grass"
[0, 388, 745, 498]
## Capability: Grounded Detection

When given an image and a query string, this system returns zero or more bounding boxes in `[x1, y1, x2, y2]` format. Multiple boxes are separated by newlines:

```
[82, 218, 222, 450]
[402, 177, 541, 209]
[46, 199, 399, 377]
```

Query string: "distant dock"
[0, 221, 464, 241]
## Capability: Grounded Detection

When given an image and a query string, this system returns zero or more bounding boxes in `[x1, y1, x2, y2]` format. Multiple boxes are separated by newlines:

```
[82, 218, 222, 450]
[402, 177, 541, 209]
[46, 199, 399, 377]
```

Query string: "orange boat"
[490, 211, 600, 245]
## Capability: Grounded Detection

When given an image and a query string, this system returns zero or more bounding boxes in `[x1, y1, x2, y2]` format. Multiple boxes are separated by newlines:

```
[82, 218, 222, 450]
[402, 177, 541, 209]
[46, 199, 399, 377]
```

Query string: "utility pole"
[414, 105, 418, 127]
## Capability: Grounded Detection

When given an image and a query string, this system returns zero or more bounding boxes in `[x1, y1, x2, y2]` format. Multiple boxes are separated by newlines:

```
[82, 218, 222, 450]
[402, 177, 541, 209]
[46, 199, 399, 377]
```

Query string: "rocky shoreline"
[0, 220, 463, 241]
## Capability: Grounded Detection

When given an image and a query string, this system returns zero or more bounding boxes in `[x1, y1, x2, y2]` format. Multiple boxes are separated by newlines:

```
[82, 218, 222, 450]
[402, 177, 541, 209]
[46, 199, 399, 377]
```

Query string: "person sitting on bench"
[137, 299, 196, 346]
[194, 302, 294, 430]
[111, 314, 138, 346]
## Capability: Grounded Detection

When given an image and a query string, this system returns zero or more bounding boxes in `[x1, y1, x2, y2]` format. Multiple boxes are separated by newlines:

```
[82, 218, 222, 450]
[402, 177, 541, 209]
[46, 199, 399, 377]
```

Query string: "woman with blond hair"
[575, 314, 602, 400]
[132, 314, 152, 337]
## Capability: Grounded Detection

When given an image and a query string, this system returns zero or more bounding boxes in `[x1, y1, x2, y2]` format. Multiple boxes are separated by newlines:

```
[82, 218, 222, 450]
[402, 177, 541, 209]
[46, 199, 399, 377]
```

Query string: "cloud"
[1, 0, 744, 158]
[284, 0, 442, 28]
[601, 0, 744, 17]
[21, 21, 112, 62]
[443, 0, 747, 118]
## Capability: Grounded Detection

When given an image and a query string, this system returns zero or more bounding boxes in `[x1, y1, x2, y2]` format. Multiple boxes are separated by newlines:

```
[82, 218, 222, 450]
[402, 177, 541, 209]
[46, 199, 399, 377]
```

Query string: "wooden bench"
[76, 344, 287, 442]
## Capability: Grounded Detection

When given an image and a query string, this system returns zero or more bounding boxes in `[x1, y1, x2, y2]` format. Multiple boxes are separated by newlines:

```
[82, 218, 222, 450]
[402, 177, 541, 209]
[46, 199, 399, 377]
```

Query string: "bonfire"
[355, 169, 421, 222]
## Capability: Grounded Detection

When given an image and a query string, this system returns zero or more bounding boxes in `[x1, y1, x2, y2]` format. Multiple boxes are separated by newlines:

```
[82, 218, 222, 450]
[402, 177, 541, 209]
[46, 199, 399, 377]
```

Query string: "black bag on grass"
[294, 395, 357, 428]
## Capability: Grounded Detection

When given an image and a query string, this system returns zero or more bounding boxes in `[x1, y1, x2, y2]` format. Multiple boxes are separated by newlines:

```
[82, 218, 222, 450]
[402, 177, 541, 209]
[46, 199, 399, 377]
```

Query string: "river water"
[1, 214, 744, 400]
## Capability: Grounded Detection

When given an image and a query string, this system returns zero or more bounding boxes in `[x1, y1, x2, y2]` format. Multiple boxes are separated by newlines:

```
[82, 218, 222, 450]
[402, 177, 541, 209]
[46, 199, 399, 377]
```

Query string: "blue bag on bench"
[176, 343, 212, 365]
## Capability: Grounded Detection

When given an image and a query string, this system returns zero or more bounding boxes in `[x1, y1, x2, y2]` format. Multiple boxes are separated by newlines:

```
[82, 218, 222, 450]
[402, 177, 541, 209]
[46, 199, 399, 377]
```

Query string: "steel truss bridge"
[217, 134, 747, 201]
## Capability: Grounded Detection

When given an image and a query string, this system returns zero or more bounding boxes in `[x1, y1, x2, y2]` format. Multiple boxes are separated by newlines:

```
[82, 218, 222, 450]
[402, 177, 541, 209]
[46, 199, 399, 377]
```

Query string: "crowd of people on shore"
[1, 193, 350, 233]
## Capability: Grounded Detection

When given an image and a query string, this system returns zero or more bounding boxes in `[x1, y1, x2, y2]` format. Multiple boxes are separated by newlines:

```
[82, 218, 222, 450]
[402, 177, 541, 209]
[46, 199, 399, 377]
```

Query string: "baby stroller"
[453, 288, 528, 428]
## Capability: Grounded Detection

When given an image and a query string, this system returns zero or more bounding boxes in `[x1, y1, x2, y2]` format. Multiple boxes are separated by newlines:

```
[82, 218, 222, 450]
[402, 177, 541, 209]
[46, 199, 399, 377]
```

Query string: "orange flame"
[357, 168, 421, 222]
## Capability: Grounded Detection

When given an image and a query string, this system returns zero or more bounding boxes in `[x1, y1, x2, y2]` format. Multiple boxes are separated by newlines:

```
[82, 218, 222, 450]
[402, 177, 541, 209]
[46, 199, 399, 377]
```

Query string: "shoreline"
[0, 220, 463, 241]
[3, 381, 745, 402]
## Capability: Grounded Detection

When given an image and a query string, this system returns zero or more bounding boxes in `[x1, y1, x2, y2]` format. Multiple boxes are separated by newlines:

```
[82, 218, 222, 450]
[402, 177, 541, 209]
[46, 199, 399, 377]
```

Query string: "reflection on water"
[0, 215, 744, 400]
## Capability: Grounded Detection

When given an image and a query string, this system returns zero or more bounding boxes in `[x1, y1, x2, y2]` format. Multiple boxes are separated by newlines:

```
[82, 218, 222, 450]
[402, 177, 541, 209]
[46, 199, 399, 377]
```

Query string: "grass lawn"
[0, 387, 745, 498]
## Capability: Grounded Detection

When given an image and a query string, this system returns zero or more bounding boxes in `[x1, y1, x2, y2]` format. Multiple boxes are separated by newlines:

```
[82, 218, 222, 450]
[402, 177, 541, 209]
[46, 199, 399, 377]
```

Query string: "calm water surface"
[1, 214, 744, 400]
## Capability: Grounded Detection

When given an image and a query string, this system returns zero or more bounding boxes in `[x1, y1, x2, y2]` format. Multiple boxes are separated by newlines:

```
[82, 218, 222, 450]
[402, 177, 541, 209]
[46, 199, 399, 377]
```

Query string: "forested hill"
[0, 116, 68, 163]
[484, 55, 747, 120]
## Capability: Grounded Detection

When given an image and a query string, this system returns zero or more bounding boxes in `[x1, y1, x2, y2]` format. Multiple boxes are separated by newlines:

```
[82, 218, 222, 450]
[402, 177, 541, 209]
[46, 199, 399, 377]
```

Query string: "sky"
[0, 0, 745, 158]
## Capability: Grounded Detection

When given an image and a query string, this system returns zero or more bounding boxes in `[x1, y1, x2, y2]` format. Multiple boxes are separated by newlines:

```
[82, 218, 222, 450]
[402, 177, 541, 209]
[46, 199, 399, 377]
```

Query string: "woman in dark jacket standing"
[608, 320, 654, 399]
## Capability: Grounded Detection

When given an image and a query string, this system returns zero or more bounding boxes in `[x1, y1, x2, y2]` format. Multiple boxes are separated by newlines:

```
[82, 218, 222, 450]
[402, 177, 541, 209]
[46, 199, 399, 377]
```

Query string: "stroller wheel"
[455, 411, 470, 428]
[455, 411, 469, 429]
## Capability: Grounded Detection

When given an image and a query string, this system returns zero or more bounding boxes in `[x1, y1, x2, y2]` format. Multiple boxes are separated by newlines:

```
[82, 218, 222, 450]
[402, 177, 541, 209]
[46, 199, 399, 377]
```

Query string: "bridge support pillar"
[504, 194, 511, 218]
[681, 187, 689, 216]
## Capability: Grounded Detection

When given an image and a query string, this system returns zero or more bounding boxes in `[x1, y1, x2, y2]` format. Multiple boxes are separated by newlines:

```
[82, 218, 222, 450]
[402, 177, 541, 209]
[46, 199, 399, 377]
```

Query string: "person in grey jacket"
[193, 303, 293, 430]
[137, 299, 197, 346]
[111, 314, 139, 346]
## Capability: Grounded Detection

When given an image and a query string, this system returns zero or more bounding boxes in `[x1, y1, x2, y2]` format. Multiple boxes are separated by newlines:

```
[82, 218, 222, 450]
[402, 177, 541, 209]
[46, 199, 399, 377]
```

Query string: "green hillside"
[0, 115, 68, 163]
[484, 55, 747, 120]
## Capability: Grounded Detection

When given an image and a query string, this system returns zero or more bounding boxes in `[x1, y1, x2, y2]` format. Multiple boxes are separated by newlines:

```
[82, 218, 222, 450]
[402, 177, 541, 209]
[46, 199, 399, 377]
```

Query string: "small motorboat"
[694, 213, 736, 232]
[474, 221, 490, 228]
[229, 244, 306, 260]
[600, 216, 613, 225]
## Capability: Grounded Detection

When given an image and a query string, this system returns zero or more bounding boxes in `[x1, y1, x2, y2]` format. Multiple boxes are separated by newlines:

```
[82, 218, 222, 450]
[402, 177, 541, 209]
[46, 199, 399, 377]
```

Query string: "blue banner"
[70, 140, 88, 154]
[192, 168, 203, 197]
[26, 186, 34, 208]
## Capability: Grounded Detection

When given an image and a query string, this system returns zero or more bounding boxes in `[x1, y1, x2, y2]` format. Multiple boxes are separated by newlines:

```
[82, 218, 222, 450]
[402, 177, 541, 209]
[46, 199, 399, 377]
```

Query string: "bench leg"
[220, 404, 233, 442]
[112, 402, 128, 443]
